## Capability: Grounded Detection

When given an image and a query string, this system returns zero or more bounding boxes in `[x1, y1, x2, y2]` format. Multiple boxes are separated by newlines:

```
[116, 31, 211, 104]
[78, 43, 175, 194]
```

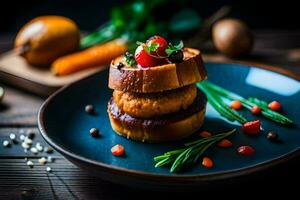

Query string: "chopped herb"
[165, 40, 184, 56]
[143, 42, 160, 54]
[124, 52, 136, 66]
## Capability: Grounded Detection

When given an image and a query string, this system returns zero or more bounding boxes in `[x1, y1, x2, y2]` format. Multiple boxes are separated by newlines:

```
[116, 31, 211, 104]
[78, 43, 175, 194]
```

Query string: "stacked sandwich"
[107, 36, 207, 142]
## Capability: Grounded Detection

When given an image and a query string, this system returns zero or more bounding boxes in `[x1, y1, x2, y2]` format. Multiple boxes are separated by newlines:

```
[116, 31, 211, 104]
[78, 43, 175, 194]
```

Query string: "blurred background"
[1, 0, 299, 33]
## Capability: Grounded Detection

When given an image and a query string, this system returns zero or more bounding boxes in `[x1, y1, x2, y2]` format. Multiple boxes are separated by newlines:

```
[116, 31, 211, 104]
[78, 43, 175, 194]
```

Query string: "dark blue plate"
[38, 63, 300, 189]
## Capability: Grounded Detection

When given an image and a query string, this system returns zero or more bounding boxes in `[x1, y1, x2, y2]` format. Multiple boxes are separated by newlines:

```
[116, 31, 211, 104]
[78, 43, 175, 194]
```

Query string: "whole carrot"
[51, 39, 127, 76]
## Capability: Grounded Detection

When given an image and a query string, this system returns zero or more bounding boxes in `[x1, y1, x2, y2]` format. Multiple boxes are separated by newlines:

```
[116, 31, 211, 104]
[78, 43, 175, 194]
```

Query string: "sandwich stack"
[107, 47, 207, 143]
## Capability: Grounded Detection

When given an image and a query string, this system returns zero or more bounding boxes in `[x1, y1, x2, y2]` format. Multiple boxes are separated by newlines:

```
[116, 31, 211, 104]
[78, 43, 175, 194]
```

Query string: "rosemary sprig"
[200, 81, 293, 125]
[248, 97, 269, 108]
[248, 97, 293, 125]
[196, 83, 247, 124]
[154, 129, 236, 173]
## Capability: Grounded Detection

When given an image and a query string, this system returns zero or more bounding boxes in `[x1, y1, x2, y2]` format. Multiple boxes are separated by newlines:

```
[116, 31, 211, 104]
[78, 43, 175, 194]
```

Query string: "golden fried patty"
[113, 85, 197, 118]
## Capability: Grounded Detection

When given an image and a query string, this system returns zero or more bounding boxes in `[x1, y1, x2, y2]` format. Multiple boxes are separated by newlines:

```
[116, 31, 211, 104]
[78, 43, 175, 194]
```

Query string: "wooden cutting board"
[0, 52, 105, 96]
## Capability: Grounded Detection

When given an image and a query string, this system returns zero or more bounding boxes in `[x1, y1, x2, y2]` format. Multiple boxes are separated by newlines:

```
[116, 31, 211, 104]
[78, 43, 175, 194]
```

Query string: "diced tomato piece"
[268, 101, 281, 111]
[237, 145, 255, 156]
[111, 144, 125, 156]
[202, 157, 213, 168]
[251, 106, 261, 115]
[218, 139, 233, 148]
[230, 100, 242, 110]
[242, 120, 261, 135]
[199, 131, 212, 138]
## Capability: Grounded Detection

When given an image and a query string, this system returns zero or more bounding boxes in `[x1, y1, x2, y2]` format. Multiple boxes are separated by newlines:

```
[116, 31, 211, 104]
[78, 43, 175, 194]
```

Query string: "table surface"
[1, 31, 300, 199]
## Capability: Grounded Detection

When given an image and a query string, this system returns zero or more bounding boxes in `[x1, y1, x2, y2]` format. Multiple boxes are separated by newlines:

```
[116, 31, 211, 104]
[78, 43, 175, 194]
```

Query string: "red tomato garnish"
[242, 120, 261, 135]
[251, 106, 261, 115]
[268, 101, 281, 111]
[135, 45, 159, 68]
[230, 100, 242, 110]
[218, 139, 232, 148]
[146, 35, 168, 57]
[135, 45, 167, 68]
[199, 131, 212, 138]
[237, 145, 255, 156]
[111, 144, 125, 156]
[202, 157, 213, 168]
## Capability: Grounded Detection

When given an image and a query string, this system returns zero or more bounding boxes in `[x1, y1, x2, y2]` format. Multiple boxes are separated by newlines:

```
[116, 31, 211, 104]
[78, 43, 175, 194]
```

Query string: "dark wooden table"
[1, 32, 300, 199]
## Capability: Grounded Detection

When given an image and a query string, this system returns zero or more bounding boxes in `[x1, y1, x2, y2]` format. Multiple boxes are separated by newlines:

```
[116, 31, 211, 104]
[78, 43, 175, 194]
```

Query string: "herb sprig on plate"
[154, 129, 236, 173]
[197, 81, 293, 125]
[197, 83, 247, 124]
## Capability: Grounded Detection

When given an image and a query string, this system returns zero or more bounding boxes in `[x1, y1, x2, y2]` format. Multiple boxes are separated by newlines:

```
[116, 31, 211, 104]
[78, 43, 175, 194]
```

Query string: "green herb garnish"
[197, 83, 248, 124]
[247, 97, 269, 109]
[198, 81, 293, 125]
[154, 129, 236, 173]
[165, 40, 184, 56]
[142, 42, 160, 55]
[124, 52, 136, 66]
[248, 97, 293, 125]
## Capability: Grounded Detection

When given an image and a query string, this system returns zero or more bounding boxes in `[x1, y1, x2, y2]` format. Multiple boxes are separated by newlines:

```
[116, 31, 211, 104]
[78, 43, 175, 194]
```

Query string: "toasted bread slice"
[109, 48, 207, 93]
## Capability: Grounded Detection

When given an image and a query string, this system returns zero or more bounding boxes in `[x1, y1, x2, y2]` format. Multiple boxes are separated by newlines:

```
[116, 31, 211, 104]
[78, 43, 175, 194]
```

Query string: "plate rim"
[38, 62, 300, 182]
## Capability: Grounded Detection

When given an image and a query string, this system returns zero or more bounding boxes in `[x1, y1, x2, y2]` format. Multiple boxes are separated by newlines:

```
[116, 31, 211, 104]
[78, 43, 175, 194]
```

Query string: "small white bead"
[46, 167, 52, 172]
[20, 135, 26, 141]
[38, 157, 47, 165]
[36, 143, 43, 152]
[47, 156, 54, 163]
[24, 137, 32, 145]
[3, 140, 10, 147]
[26, 160, 34, 168]
[22, 142, 30, 149]
[30, 147, 38, 154]
[9, 133, 16, 140]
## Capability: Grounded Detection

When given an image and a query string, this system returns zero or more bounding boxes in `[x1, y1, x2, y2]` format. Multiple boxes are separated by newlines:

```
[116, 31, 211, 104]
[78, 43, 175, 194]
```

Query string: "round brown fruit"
[212, 18, 253, 57]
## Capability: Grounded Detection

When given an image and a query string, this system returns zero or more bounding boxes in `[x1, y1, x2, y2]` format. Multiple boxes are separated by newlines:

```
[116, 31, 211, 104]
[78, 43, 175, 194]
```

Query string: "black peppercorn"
[168, 50, 184, 63]
[117, 62, 124, 70]
[267, 131, 278, 141]
[85, 105, 95, 114]
[90, 128, 99, 137]
[26, 131, 35, 139]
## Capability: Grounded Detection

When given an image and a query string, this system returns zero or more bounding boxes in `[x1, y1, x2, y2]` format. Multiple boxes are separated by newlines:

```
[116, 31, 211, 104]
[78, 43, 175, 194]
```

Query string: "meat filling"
[113, 84, 197, 118]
